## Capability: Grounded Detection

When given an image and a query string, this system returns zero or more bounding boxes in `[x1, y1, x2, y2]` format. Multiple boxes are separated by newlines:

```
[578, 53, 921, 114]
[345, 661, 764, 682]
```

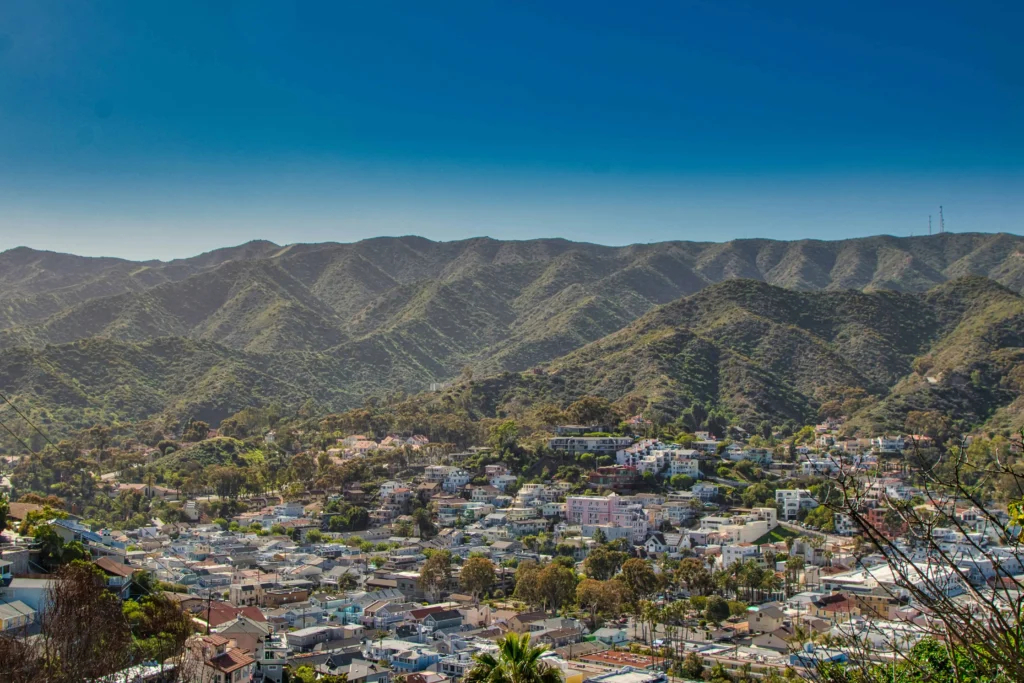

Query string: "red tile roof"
[207, 648, 255, 673]
[205, 604, 267, 627]
[94, 557, 136, 578]
[409, 605, 446, 620]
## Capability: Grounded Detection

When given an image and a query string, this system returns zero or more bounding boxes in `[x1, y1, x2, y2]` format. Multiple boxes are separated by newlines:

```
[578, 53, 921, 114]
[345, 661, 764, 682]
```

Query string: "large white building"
[548, 436, 634, 456]
[776, 489, 819, 520]
[668, 452, 702, 477]
[442, 468, 471, 492]
[801, 458, 840, 476]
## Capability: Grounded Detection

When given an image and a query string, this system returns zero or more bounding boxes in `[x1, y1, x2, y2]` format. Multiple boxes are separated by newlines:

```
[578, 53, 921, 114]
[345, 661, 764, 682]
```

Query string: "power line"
[0, 415, 35, 455]
[0, 388, 58, 449]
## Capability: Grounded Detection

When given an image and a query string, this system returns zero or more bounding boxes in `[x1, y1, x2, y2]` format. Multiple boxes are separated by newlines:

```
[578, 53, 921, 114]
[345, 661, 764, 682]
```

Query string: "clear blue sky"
[0, 1, 1021, 259]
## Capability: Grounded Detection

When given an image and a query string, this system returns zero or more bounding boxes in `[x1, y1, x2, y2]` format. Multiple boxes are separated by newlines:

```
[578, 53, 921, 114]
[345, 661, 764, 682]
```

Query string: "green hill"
[0, 234, 1022, 436]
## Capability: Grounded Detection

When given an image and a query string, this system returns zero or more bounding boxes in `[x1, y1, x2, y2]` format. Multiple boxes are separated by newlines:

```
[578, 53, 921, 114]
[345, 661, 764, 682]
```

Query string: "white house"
[776, 489, 819, 520]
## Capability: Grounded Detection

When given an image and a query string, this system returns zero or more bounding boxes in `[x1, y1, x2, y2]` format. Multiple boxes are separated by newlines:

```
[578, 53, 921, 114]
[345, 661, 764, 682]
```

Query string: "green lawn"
[752, 525, 800, 545]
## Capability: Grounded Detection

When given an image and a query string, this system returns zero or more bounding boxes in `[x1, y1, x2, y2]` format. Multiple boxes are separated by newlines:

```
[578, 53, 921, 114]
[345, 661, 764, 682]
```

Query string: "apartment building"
[565, 494, 648, 541]
[548, 436, 633, 456]
[775, 489, 819, 521]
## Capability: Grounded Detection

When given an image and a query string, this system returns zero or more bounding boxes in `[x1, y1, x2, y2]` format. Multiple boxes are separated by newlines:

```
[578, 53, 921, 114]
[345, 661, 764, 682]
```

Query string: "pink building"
[565, 494, 648, 541]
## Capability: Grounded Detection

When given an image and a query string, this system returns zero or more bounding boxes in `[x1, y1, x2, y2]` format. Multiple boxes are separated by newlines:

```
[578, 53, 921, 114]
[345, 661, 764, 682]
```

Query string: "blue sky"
[0, 1, 1021, 259]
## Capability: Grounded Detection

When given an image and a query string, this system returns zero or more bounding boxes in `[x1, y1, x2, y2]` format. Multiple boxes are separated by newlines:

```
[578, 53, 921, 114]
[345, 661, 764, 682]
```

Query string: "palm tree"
[464, 632, 564, 683]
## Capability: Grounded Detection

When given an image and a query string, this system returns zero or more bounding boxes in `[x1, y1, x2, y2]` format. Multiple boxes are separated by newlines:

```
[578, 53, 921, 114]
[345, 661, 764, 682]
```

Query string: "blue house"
[390, 648, 441, 672]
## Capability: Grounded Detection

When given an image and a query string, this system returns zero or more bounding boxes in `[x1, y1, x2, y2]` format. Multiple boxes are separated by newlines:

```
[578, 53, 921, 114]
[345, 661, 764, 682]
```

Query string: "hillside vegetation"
[0, 234, 1021, 435]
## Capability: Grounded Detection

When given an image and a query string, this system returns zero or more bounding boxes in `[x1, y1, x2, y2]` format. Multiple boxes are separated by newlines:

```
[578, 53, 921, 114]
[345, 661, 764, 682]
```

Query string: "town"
[2, 412, 1017, 682]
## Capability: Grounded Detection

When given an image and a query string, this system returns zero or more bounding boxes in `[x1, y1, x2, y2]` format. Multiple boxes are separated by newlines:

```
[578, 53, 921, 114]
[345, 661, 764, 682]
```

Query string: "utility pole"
[928, 216, 932, 236]
[939, 206, 945, 234]
[206, 589, 213, 635]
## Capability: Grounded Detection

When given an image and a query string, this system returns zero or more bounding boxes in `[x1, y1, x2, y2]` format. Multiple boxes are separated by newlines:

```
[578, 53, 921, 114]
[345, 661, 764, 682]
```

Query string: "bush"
[670, 474, 694, 490]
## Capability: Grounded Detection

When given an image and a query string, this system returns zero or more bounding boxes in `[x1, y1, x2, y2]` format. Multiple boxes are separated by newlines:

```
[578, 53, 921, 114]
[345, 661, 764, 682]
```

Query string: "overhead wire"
[0, 414, 34, 455]
[0, 388, 58, 448]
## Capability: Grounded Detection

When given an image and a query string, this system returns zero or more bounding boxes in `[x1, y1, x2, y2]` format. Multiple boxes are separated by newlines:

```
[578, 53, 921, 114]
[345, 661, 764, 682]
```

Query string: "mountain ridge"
[0, 233, 1022, 437]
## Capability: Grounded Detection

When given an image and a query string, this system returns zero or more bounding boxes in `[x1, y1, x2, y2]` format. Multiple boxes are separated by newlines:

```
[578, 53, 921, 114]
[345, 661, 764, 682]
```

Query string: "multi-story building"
[668, 452, 702, 477]
[692, 439, 720, 454]
[691, 482, 719, 502]
[834, 512, 857, 536]
[722, 543, 762, 568]
[189, 634, 256, 683]
[442, 468, 471, 493]
[801, 458, 840, 476]
[489, 473, 518, 491]
[565, 494, 648, 541]
[616, 439, 662, 466]
[258, 633, 289, 683]
[660, 500, 699, 526]
[508, 518, 549, 537]
[872, 436, 904, 454]
[587, 466, 639, 492]
[424, 466, 456, 483]
[548, 436, 633, 456]
[775, 489, 819, 520]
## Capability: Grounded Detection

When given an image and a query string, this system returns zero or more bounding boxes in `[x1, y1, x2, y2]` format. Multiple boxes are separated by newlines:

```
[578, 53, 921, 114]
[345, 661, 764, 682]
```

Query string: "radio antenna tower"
[939, 206, 945, 234]
[928, 215, 932, 236]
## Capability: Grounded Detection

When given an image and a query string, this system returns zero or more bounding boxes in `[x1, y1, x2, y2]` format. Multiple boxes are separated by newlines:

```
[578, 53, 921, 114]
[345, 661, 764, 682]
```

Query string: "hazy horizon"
[4, 228, 1023, 264]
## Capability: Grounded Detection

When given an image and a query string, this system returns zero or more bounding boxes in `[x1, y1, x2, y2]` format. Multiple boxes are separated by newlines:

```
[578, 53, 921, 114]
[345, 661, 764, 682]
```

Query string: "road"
[709, 476, 751, 489]
[779, 520, 848, 545]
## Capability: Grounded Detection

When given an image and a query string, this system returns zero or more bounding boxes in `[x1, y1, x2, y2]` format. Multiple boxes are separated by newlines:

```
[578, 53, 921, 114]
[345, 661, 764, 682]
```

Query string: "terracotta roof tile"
[207, 648, 254, 673]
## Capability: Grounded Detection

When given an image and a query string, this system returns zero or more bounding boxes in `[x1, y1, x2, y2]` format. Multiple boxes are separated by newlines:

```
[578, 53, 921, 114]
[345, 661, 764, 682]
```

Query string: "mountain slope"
[425, 277, 1024, 432]
[0, 234, 1023, 436]
[3, 233, 1024, 379]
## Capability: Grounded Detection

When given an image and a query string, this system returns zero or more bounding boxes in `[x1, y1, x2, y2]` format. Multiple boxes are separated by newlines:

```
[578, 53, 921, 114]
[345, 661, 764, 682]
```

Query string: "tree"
[305, 529, 324, 544]
[0, 561, 157, 683]
[620, 558, 658, 604]
[288, 664, 350, 683]
[289, 452, 316, 486]
[803, 504, 834, 532]
[181, 420, 210, 442]
[677, 557, 714, 596]
[325, 502, 369, 532]
[514, 560, 542, 608]
[0, 493, 8, 533]
[419, 550, 452, 601]
[576, 579, 620, 629]
[535, 563, 577, 612]
[34, 524, 86, 570]
[904, 410, 949, 440]
[207, 466, 245, 499]
[669, 474, 694, 490]
[461, 557, 496, 600]
[680, 651, 704, 680]
[156, 439, 179, 456]
[821, 431, 1024, 682]
[121, 592, 194, 666]
[414, 508, 437, 539]
[566, 396, 617, 427]
[464, 632, 564, 683]
[60, 540, 88, 564]
[583, 545, 628, 580]
[704, 595, 730, 624]
[490, 420, 520, 453]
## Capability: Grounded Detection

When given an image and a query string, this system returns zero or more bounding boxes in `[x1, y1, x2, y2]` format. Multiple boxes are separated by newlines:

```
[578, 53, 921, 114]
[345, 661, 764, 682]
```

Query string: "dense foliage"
[0, 235, 1022, 439]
